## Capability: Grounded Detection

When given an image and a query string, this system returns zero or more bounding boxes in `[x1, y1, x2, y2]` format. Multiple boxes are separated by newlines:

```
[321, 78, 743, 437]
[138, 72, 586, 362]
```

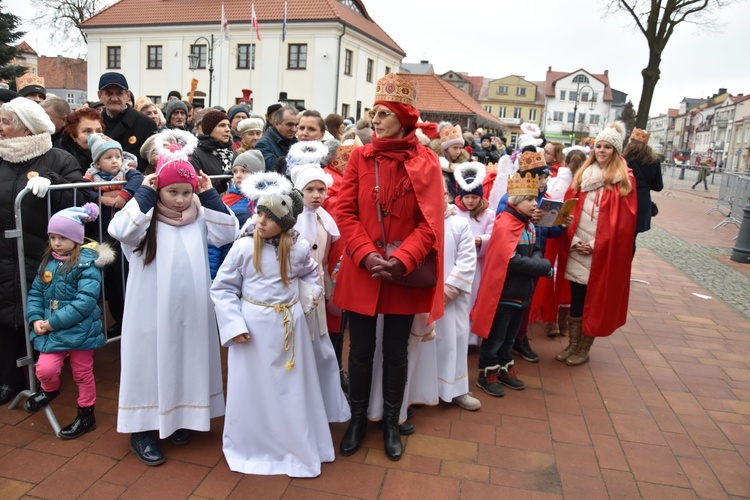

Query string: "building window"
[516, 87, 526, 96]
[591, 93, 598, 102]
[581, 92, 589, 102]
[569, 91, 577, 102]
[66, 93, 75, 104]
[572, 74, 589, 84]
[344, 49, 353, 76]
[147, 95, 162, 104]
[497, 85, 508, 95]
[366, 58, 374, 82]
[341, 103, 350, 118]
[529, 108, 537, 121]
[339, 0, 363, 14]
[560, 90, 566, 100]
[288, 44, 307, 69]
[484, 105, 492, 113]
[385, 66, 391, 75]
[578, 113, 585, 122]
[498, 107, 507, 118]
[190, 44, 207, 69]
[288, 99, 305, 109]
[553, 111, 564, 121]
[567, 113, 575, 123]
[237, 44, 256, 69]
[147, 45, 162, 69]
[589, 114, 600, 125]
[510, 132, 518, 148]
[107, 46, 121, 69]
[513, 107, 522, 119]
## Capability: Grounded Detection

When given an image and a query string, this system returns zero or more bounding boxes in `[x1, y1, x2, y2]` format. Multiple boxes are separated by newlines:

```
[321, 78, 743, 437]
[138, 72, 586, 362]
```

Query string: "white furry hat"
[517, 134, 543, 150]
[520, 122, 541, 138]
[290, 162, 333, 191]
[285, 140, 328, 174]
[595, 121, 626, 154]
[241, 172, 303, 233]
[454, 161, 486, 198]
[4, 97, 54, 135]
[563, 145, 590, 156]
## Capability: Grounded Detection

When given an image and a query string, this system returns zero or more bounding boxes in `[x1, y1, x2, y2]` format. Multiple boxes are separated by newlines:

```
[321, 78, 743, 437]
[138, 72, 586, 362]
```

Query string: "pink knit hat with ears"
[153, 129, 199, 190]
[48, 203, 99, 244]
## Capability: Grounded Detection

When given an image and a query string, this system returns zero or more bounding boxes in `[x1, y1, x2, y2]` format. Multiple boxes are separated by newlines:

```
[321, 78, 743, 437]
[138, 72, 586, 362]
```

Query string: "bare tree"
[28, 0, 115, 55]
[609, 0, 735, 128]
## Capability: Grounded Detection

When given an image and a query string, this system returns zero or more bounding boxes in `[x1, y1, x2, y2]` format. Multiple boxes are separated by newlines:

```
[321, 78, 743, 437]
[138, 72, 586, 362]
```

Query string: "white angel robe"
[108, 196, 239, 438]
[210, 235, 335, 478]
[456, 207, 493, 346]
[435, 214, 476, 401]
[296, 206, 350, 423]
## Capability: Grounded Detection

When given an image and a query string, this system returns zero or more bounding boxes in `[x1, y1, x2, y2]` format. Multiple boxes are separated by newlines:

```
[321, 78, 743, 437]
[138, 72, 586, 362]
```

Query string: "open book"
[536, 198, 578, 228]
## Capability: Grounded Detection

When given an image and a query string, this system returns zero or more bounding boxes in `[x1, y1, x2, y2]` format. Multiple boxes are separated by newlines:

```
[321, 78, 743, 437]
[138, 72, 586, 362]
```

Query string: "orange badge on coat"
[42, 270, 53, 283]
[128, 136, 137, 145]
[27, 171, 39, 180]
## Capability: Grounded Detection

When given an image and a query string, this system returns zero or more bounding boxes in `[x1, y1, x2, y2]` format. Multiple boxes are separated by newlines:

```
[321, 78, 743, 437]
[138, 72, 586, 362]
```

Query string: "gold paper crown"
[375, 73, 417, 107]
[507, 172, 539, 198]
[439, 124, 462, 146]
[630, 127, 650, 144]
[330, 136, 363, 172]
[15, 72, 45, 92]
[518, 151, 546, 172]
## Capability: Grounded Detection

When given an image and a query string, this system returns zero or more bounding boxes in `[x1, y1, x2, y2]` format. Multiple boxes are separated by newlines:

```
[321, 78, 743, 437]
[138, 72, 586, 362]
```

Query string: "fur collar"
[580, 163, 624, 193]
[0, 133, 53, 163]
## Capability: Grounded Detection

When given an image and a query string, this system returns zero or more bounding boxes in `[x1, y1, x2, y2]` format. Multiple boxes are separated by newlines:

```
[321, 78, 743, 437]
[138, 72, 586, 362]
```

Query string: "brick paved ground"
[1, 181, 748, 499]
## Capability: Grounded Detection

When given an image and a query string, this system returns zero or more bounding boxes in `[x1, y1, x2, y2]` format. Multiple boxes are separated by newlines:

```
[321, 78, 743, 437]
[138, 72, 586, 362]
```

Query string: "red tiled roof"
[399, 74, 506, 130]
[16, 41, 37, 55]
[80, 0, 404, 56]
[38, 57, 88, 91]
[464, 75, 486, 100]
[545, 67, 613, 101]
[668, 108, 679, 117]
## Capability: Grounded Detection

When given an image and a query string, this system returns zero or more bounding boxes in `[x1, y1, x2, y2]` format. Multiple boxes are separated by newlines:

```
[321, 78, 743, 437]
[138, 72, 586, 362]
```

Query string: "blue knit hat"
[88, 133, 122, 164]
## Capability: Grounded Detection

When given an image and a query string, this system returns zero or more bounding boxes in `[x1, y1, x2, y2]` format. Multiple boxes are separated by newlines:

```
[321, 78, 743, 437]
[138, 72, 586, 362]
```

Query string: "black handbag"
[651, 201, 659, 217]
[375, 161, 438, 288]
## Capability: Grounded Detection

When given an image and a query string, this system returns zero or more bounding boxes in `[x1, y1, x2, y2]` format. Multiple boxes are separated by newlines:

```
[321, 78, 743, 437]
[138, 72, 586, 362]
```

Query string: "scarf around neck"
[368, 131, 421, 210]
[0, 133, 53, 163]
[155, 194, 201, 226]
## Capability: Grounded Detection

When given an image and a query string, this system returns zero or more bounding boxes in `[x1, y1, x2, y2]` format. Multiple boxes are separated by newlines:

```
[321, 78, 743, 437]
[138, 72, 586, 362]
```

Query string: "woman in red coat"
[333, 73, 444, 462]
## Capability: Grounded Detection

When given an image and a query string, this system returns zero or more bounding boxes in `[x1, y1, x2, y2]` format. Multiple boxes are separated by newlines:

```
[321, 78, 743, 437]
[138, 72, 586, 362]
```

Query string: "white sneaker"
[452, 392, 481, 411]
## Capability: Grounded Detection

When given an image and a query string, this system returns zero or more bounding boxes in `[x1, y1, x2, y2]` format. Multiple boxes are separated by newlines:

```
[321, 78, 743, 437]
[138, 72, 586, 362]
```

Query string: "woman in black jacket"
[0, 98, 87, 404]
[622, 128, 663, 254]
[189, 110, 235, 193]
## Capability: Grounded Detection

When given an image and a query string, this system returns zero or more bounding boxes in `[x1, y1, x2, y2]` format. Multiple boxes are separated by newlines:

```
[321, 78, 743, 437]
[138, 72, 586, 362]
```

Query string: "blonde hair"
[508, 195, 535, 207]
[570, 151, 632, 197]
[253, 231, 294, 287]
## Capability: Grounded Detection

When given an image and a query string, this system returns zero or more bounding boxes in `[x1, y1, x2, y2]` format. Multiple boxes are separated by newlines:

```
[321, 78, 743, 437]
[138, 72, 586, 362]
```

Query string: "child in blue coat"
[25, 203, 113, 439]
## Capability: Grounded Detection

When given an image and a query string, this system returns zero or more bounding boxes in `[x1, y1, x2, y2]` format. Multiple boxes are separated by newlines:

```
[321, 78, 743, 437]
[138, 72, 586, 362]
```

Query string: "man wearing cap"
[254, 105, 299, 172]
[97, 72, 158, 172]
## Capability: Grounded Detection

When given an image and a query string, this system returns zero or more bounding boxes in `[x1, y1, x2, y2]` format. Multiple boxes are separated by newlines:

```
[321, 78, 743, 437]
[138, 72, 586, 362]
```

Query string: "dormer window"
[340, 0, 363, 14]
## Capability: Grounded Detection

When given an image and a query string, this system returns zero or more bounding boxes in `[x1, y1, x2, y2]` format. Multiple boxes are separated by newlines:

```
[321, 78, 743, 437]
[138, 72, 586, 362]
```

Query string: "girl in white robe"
[107, 130, 239, 466]
[291, 163, 350, 423]
[211, 173, 335, 478]
[454, 162, 494, 347]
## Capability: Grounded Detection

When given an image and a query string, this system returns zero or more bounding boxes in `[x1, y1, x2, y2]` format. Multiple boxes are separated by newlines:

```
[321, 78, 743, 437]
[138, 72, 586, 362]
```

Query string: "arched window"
[572, 74, 589, 84]
[340, 0, 363, 14]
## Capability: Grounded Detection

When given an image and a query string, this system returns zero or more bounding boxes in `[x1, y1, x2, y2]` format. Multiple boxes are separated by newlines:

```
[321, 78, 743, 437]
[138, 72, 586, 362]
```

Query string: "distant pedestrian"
[692, 164, 710, 191]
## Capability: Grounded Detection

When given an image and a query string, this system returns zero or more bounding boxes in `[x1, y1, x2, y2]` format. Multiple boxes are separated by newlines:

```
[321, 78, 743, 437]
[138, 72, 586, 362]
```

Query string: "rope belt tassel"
[242, 296, 299, 372]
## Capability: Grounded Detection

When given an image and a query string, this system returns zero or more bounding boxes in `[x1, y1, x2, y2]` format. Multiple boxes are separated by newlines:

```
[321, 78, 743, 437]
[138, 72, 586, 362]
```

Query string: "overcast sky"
[8, 0, 750, 116]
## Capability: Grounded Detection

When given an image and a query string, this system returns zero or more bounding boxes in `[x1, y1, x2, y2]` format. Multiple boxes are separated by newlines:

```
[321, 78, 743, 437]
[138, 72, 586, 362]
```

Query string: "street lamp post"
[188, 34, 215, 107]
[570, 81, 595, 147]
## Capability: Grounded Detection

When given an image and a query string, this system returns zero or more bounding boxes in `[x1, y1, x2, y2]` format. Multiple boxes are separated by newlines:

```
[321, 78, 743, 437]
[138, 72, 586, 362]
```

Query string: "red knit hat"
[373, 101, 420, 132]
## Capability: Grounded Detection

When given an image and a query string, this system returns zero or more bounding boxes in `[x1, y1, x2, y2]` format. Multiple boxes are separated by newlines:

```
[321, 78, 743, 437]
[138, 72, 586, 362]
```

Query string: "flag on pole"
[221, 3, 229, 41]
[282, 0, 287, 42]
[251, 1, 261, 41]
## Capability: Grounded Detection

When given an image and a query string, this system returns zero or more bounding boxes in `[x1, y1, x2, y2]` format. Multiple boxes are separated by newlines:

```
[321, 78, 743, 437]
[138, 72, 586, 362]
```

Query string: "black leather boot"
[382, 363, 408, 461]
[24, 389, 60, 413]
[339, 358, 372, 456]
[58, 405, 96, 439]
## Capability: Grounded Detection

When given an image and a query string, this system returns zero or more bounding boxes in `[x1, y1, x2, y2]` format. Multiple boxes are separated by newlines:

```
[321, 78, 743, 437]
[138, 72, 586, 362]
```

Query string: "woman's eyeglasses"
[368, 109, 396, 120]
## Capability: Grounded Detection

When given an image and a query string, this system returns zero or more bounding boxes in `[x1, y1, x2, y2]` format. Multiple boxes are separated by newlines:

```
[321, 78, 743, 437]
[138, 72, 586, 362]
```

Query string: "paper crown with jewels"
[507, 172, 539, 198]
[375, 73, 417, 107]
[15, 73, 45, 96]
[629, 127, 650, 144]
[518, 150, 547, 172]
[329, 136, 363, 172]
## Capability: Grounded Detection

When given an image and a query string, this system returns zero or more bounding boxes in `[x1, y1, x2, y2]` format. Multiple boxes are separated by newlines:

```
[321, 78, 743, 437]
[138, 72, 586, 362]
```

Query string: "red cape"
[557, 172, 638, 337]
[470, 208, 527, 338]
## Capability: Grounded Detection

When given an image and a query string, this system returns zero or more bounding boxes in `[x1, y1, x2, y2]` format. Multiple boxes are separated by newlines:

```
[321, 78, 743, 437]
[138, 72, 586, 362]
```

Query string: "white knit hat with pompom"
[595, 121, 626, 154]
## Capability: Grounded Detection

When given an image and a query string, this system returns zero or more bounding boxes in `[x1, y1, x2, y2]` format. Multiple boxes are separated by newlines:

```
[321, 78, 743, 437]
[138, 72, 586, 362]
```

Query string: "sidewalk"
[1, 186, 748, 499]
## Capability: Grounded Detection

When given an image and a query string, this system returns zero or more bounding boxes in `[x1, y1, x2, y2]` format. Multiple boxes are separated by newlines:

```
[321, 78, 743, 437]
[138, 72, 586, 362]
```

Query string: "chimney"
[548, 66, 552, 71]
[604, 69, 608, 76]
[738, 94, 744, 97]
[718, 88, 727, 95]
[420, 59, 429, 64]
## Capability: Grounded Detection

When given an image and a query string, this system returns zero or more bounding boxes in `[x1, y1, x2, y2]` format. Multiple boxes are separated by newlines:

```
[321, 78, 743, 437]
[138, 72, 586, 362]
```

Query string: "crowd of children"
[19, 113, 639, 478]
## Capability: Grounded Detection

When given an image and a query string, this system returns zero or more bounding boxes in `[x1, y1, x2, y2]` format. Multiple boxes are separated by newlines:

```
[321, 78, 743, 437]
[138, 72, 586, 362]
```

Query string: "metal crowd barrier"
[711, 172, 749, 231]
[4, 175, 232, 434]
[661, 161, 720, 196]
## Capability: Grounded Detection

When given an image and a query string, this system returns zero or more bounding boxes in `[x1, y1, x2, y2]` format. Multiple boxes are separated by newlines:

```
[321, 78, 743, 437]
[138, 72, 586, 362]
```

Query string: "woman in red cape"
[333, 73, 444, 462]
[555, 122, 637, 366]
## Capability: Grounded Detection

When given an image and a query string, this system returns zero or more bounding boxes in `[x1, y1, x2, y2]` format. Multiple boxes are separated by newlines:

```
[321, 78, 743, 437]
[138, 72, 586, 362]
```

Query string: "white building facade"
[646, 114, 669, 156]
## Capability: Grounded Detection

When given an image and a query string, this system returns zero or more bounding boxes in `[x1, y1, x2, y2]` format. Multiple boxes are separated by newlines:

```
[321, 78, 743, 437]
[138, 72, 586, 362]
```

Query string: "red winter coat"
[333, 133, 444, 322]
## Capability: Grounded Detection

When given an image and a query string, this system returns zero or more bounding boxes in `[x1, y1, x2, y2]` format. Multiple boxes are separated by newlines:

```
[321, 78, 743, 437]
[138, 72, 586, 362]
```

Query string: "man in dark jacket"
[162, 99, 190, 131]
[255, 105, 299, 172]
[98, 72, 158, 172]
[474, 134, 501, 165]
